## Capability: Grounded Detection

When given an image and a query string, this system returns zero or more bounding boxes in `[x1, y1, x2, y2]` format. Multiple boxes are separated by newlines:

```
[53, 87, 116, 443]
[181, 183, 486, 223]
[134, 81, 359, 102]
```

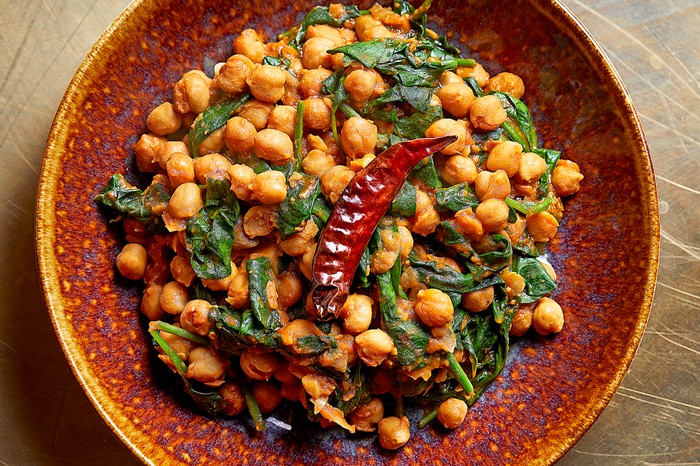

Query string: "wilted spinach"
[95, 174, 169, 226]
[189, 94, 250, 158]
[512, 257, 558, 304]
[185, 179, 239, 279]
[276, 173, 322, 238]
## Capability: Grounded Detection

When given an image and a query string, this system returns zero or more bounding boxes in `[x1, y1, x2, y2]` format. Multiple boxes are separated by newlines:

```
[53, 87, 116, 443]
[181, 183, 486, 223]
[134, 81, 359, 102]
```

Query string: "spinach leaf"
[472, 233, 512, 274]
[95, 174, 169, 225]
[435, 183, 479, 212]
[394, 104, 443, 140]
[185, 179, 239, 279]
[512, 257, 558, 304]
[208, 306, 282, 352]
[377, 271, 429, 367]
[330, 39, 408, 69]
[492, 92, 537, 151]
[246, 257, 282, 330]
[276, 173, 322, 238]
[262, 56, 290, 68]
[409, 154, 443, 189]
[533, 147, 561, 197]
[189, 94, 250, 158]
[391, 181, 417, 217]
[332, 364, 371, 415]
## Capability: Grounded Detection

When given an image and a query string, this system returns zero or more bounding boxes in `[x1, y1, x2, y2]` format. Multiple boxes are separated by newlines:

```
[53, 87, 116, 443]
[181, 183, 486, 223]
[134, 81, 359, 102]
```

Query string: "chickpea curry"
[96, 0, 583, 450]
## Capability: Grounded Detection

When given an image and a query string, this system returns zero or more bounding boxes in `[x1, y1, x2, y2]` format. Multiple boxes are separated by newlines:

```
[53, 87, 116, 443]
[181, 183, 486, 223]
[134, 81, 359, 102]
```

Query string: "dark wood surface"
[1, 0, 697, 464]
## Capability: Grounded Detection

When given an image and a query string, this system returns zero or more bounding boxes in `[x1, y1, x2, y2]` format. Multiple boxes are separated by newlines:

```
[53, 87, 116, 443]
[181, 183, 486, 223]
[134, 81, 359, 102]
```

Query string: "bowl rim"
[35, 0, 660, 464]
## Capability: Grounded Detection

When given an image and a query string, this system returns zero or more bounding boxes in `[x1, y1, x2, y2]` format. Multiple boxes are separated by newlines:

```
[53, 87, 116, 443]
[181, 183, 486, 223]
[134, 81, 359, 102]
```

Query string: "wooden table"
[1, 0, 697, 464]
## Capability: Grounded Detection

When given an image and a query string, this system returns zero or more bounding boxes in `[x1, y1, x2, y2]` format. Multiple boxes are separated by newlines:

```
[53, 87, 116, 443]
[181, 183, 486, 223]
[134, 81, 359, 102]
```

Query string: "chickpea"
[437, 398, 468, 429]
[173, 71, 211, 114]
[456, 62, 490, 88]
[115, 243, 147, 280]
[377, 416, 410, 450]
[141, 284, 164, 320]
[306, 24, 343, 46]
[277, 271, 303, 309]
[552, 159, 584, 197]
[254, 128, 294, 165]
[160, 329, 194, 359]
[441, 154, 477, 186]
[526, 212, 559, 242]
[350, 398, 384, 432]
[440, 71, 463, 86]
[219, 382, 246, 416]
[159, 141, 190, 168]
[282, 70, 301, 106]
[215, 54, 255, 94]
[500, 270, 526, 298]
[397, 225, 414, 261]
[354, 329, 394, 367]
[180, 299, 212, 336]
[462, 286, 494, 313]
[233, 29, 265, 63]
[186, 346, 229, 384]
[166, 152, 195, 187]
[251, 170, 287, 204]
[354, 14, 381, 41]
[414, 288, 454, 327]
[302, 97, 332, 131]
[194, 153, 232, 184]
[170, 254, 196, 287]
[475, 198, 509, 233]
[474, 169, 511, 201]
[485, 72, 525, 99]
[341, 294, 374, 335]
[146, 102, 181, 136]
[510, 304, 534, 336]
[300, 68, 334, 98]
[470, 95, 507, 131]
[279, 220, 318, 256]
[424, 119, 467, 155]
[134, 133, 165, 173]
[341, 117, 378, 159]
[533, 297, 564, 335]
[300, 242, 317, 280]
[240, 349, 280, 381]
[411, 189, 440, 236]
[436, 81, 474, 118]
[198, 126, 227, 155]
[268, 105, 297, 137]
[238, 100, 274, 130]
[252, 381, 282, 413]
[486, 141, 523, 178]
[518, 152, 548, 182]
[302, 37, 335, 69]
[168, 182, 203, 219]
[244, 205, 276, 237]
[228, 163, 256, 201]
[246, 65, 287, 103]
[302, 149, 336, 177]
[225, 116, 257, 154]
[454, 208, 484, 241]
[160, 281, 189, 314]
[226, 269, 250, 309]
[321, 165, 355, 204]
[344, 69, 377, 108]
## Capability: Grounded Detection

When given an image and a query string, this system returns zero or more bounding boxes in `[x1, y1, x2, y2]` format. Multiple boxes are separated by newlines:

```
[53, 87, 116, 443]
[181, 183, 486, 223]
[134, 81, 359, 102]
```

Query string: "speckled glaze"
[35, 0, 659, 464]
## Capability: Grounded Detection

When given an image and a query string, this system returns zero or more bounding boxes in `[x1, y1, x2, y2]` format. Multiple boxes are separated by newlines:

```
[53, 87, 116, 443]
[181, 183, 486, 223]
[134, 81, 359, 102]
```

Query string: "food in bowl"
[95, 0, 583, 450]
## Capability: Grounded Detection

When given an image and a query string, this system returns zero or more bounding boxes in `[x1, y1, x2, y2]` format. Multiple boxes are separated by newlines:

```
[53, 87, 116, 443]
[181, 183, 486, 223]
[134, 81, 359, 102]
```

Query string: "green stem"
[446, 352, 474, 398]
[339, 102, 361, 119]
[150, 329, 187, 376]
[418, 406, 439, 428]
[294, 100, 305, 170]
[505, 196, 552, 216]
[242, 386, 266, 432]
[154, 321, 209, 345]
[441, 58, 476, 69]
[409, 0, 433, 22]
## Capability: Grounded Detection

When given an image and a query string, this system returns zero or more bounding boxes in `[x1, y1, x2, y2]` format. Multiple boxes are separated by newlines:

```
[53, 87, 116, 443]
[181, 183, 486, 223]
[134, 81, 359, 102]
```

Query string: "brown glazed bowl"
[36, 0, 659, 464]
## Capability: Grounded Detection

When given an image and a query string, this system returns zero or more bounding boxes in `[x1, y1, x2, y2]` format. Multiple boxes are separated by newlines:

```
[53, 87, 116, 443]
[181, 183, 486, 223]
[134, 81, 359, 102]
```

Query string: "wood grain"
[0, 0, 697, 464]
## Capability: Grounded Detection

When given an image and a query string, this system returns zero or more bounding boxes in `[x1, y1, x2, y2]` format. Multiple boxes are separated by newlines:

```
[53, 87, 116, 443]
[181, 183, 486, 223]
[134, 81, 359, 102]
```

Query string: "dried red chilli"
[309, 135, 457, 320]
